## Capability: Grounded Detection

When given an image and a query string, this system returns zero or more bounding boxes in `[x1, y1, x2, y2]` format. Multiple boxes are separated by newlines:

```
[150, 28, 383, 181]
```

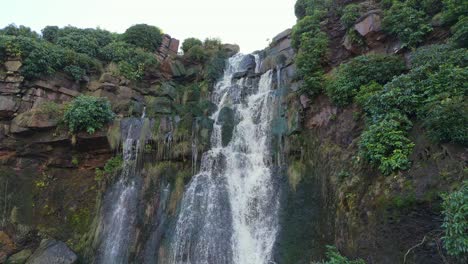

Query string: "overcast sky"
[1, 0, 297, 53]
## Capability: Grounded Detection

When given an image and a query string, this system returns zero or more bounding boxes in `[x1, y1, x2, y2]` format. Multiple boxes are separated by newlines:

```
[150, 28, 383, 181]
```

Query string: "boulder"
[5, 75, 24, 83]
[148, 96, 173, 114]
[150, 82, 177, 100]
[4, 60, 22, 72]
[6, 249, 33, 264]
[0, 82, 21, 94]
[99, 73, 120, 84]
[0, 96, 17, 118]
[238, 55, 256, 72]
[25, 239, 77, 264]
[10, 109, 59, 133]
[0, 231, 16, 263]
[355, 13, 382, 37]
[272, 28, 292, 45]
[217, 107, 235, 147]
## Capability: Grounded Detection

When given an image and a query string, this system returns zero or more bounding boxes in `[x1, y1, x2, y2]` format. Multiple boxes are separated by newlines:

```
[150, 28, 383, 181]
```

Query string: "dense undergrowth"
[292, 0, 467, 260]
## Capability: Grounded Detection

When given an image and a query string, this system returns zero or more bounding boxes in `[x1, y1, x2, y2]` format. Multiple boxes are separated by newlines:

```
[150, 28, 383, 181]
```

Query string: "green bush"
[185, 45, 208, 63]
[181, 37, 203, 53]
[341, 4, 361, 28]
[41, 26, 59, 42]
[0, 35, 101, 80]
[294, 0, 329, 20]
[355, 81, 383, 109]
[98, 41, 158, 80]
[56, 31, 100, 57]
[296, 31, 328, 95]
[63, 95, 115, 134]
[291, 14, 324, 50]
[441, 181, 468, 257]
[406, 0, 443, 16]
[326, 54, 406, 106]
[0, 24, 39, 38]
[423, 95, 467, 145]
[450, 16, 468, 48]
[442, 0, 468, 24]
[382, 2, 432, 48]
[122, 24, 162, 51]
[314, 245, 366, 264]
[359, 112, 415, 175]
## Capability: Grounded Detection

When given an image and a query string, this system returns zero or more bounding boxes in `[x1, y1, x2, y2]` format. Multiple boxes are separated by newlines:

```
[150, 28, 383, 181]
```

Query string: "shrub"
[359, 112, 415, 175]
[441, 181, 468, 257]
[450, 16, 468, 48]
[98, 41, 158, 80]
[341, 4, 361, 28]
[406, 0, 443, 16]
[56, 31, 100, 57]
[63, 95, 115, 134]
[203, 38, 223, 51]
[382, 2, 432, 48]
[181, 37, 203, 53]
[122, 24, 162, 51]
[294, 0, 329, 20]
[0, 24, 39, 38]
[185, 45, 208, 63]
[314, 245, 366, 264]
[296, 31, 328, 95]
[423, 96, 467, 146]
[326, 54, 406, 106]
[291, 14, 324, 50]
[41, 26, 59, 42]
[442, 0, 468, 24]
[355, 81, 383, 109]
[0, 35, 101, 80]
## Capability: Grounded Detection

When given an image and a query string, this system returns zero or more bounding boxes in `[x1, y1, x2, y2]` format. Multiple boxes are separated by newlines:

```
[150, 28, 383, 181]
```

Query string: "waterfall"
[95, 116, 150, 264]
[170, 54, 280, 264]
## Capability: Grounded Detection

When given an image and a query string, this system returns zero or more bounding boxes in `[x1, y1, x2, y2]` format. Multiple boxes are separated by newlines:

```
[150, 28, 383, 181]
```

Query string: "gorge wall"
[0, 0, 467, 263]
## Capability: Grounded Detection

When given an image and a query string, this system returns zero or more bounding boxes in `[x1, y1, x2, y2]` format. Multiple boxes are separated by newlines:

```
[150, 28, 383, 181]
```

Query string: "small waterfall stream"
[95, 116, 150, 264]
[170, 54, 281, 264]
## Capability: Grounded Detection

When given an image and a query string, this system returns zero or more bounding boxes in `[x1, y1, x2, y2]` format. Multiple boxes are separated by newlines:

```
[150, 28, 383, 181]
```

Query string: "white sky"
[1, 0, 297, 53]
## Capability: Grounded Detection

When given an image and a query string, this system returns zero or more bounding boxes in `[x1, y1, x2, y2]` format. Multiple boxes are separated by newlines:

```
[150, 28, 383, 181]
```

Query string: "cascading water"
[95, 116, 149, 264]
[170, 54, 280, 264]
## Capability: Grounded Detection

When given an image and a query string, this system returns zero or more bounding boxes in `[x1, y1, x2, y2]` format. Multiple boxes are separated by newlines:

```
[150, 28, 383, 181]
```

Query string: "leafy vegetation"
[0, 33, 101, 80]
[122, 24, 163, 51]
[98, 41, 158, 80]
[95, 155, 123, 181]
[326, 54, 406, 106]
[63, 95, 115, 134]
[314, 245, 366, 264]
[295, 31, 328, 95]
[292, 1, 330, 95]
[441, 0, 468, 24]
[441, 181, 468, 257]
[181, 37, 203, 53]
[341, 4, 361, 29]
[382, 1, 432, 48]
[359, 112, 415, 175]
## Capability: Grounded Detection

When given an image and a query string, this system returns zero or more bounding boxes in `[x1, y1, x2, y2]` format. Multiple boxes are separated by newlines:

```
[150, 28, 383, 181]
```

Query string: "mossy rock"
[217, 107, 235, 147]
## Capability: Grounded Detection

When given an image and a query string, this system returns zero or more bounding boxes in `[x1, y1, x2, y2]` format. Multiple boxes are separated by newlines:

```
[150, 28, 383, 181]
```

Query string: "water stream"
[170, 54, 280, 264]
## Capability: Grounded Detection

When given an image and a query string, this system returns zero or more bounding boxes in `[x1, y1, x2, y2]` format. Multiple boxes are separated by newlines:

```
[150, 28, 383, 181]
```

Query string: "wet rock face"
[25, 239, 77, 264]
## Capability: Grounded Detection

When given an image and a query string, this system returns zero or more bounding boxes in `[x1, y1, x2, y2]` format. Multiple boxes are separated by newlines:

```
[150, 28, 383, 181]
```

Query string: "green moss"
[288, 160, 306, 191]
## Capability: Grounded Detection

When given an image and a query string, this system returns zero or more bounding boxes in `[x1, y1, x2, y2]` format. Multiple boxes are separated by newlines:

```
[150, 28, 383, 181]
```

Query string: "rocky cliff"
[0, 0, 467, 263]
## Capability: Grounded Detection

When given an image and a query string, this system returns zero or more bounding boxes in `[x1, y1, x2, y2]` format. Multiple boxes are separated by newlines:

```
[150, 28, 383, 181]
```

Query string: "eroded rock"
[25, 239, 77, 264]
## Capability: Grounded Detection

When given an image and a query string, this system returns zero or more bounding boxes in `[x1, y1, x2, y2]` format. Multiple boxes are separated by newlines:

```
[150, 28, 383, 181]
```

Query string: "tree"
[181, 37, 203, 53]
[122, 24, 163, 51]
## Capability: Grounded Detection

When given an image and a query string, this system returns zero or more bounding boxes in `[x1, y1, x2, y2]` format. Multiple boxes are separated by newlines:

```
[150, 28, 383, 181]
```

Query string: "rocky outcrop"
[25, 239, 77, 264]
